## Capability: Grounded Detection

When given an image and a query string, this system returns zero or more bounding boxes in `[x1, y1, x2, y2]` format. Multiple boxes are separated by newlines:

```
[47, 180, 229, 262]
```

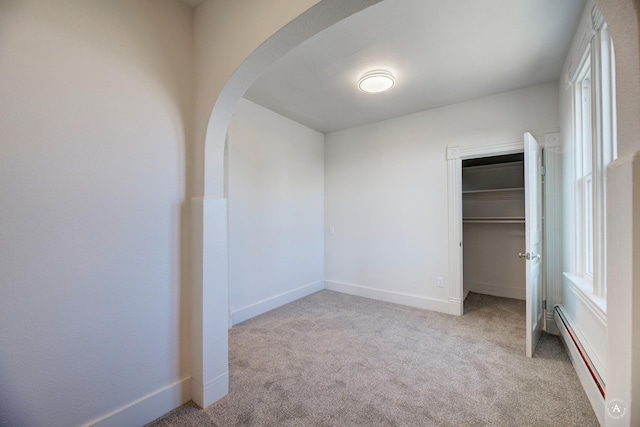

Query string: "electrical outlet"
[436, 277, 444, 288]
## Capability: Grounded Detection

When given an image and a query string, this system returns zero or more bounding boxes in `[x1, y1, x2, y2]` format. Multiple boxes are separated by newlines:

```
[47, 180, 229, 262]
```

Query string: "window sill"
[563, 272, 607, 319]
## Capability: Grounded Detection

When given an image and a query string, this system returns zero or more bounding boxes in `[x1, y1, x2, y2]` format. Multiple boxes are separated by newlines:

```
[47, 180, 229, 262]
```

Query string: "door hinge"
[541, 165, 546, 176]
[543, 299, 547, 310]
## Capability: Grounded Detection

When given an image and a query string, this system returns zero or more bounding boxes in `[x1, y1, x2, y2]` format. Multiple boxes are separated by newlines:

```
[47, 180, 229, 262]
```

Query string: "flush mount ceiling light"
[358, 70, 395, 93]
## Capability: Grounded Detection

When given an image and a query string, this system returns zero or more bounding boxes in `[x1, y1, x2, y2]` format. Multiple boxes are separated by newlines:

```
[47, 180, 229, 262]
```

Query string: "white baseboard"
[84, 377, 191, 427]
[562, 277, 607, 379]
[464, 280, 525, 300]
[545, 312, 559, 335]
[191, 372, 229, 409]
[554, 306, 605, 425]
[325, 280, 460, 315]
[231, 280, 324, 325]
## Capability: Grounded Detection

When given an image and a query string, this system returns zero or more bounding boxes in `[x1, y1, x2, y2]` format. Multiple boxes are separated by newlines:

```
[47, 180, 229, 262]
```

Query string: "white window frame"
[573, 59, 593, 282]
[566, 23, 616, 310]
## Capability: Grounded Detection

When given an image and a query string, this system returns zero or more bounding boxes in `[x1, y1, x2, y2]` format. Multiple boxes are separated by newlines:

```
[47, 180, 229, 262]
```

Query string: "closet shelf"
[462, 187, 524, 194]
[463, 160, 524, 171]
[463, 217, 525, 224]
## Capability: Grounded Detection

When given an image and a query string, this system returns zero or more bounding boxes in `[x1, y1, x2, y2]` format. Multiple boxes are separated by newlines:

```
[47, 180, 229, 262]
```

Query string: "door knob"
[518, 252, 540, 260]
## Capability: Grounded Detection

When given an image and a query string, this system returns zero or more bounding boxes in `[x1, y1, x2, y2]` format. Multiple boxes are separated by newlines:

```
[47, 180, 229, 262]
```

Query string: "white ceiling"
[243, 0, 587, 134]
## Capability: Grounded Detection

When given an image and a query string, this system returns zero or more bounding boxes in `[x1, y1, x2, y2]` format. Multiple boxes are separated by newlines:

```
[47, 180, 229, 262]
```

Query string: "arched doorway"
[190, 0, 382, 407]
[193, 1, 640, 423]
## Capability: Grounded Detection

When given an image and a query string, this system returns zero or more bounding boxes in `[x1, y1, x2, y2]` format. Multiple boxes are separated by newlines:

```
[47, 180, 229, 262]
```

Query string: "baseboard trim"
[562, 278, 607, 377]
[464, 280, 525, 300]
[231, 280, 324, 325]
[545, 312, 559, 335]
[84, 377, 191, 427]
[325, 280, 460, 315]
[555, 306, 605, 425]
[191, 371, 229, 408]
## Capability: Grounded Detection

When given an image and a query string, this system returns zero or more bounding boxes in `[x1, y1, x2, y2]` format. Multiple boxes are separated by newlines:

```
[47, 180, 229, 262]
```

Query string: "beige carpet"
[148, 291, 597, 426]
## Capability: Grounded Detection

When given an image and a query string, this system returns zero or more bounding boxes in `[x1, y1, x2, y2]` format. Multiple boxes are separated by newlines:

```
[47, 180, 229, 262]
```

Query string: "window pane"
[585, 173, 593, 276]
[582, 76, 592, 175]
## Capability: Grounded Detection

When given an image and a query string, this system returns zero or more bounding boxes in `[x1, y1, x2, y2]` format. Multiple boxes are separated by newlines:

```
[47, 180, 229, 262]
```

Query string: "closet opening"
[462, 152, 526, 304]
[460, 148, 544, 356]
[448, 133, 543, 356]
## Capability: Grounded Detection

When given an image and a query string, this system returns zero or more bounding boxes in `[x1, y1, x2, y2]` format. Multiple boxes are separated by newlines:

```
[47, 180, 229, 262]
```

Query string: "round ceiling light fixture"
[358, 70, 395, 93]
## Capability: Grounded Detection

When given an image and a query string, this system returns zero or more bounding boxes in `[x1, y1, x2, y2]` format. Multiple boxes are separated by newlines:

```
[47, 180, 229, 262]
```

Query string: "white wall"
[191, 1, 378, 406]
[0, 1, 193, 426]
[464, 223, 526, 300]
[227, 99, 325, 324]
[558, 0, 608, 385]
[325, 82, 559, 313]
[192, 0, 639, 420]
[596, 0, 640, 422]
[462, 162, 526, 300]
[194, 0, 323, 196]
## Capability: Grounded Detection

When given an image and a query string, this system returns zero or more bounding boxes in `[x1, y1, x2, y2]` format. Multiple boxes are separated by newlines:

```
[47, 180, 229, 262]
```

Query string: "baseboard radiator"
[554, 305, 605, 423]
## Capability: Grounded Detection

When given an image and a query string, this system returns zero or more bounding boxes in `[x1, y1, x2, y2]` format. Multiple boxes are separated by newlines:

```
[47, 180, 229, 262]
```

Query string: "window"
[568, 23, 616, 307]
[575, 62, 593, 279]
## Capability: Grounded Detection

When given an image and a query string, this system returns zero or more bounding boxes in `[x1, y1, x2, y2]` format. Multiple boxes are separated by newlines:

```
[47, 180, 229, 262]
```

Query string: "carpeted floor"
[148, 291, 597, 426]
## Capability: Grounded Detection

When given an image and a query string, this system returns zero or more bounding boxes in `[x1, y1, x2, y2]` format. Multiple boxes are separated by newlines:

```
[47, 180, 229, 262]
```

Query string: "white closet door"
[524, 132, 543, 357]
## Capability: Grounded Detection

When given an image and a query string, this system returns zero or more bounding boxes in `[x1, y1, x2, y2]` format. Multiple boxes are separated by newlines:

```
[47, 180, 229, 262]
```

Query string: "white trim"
[554, 307, 605, 425]
[562, 274, 607, 379]
[446, 146, 460, 160]
[593, 26, 616, 300]
[190, 196, 229, 408]
[590, 3, 605, 32]
[563, 272, 607, 320]
[568, 8, 615, 302]
[545, 312, 559, 335]
[447, 152, 463, 315]
[464, 280, 525, 300]
[191, 372, 229, 409]
[544, 132, 562, 148]
[231, 280, 324, 325]
[446, 140, 525, 318]
[447, 140, 525, 161]
[325, 280, 460, 315]
[571, 55, 592, 280]
[544, 144, 563, 334]
[84, 377, 191, 427]
[566, 0, 597, 83]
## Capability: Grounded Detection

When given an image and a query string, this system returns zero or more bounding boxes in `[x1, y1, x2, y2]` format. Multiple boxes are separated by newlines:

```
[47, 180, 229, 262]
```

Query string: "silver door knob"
[518, 252, 540, 260]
